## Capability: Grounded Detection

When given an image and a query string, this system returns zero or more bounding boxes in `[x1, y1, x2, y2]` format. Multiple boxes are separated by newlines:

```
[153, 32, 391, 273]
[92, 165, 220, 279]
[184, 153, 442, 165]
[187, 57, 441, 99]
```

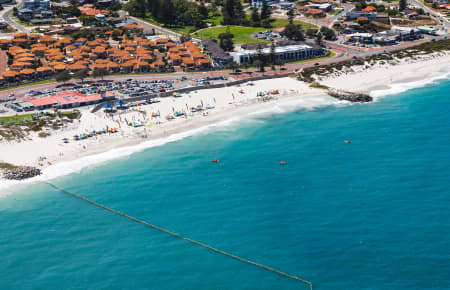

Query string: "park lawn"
[269, 18, 317, 30]
[194, 26, 270, 43]
[0, 113, 35, 125]
[328, 8, 344, 15]
[194, 19, 317, 43]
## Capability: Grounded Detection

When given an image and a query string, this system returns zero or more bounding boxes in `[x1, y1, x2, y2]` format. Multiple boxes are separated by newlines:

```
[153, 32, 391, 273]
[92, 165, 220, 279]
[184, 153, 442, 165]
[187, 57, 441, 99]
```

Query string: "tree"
[282, 23, 305, 41]
[222, 0, 244, 25]
[260, 0, 271, 21]
[180, 33, 192, 43]
[158, 0, 176, 25]
[255, 44, 265, 72]
[74, 68, 89, 83]
[316, 31, 323, 46]
[261, 18, 271, 28]
[93, 68, 108, 80]
[56, 71, 71, 84]
[218, 26, 234, 51]
[431, 2, 438, 9]
[306, 28, 318, 38]
[287, 9, 295, 24]
[269, 41, 276, 65]
[250, 7, 260, 26]
[67, 5, 81, 17]
[320, 26, 336, 40]
[409, 29, 416, 40]
[399, 0, 407, 11]
[198, 1, 209, 18]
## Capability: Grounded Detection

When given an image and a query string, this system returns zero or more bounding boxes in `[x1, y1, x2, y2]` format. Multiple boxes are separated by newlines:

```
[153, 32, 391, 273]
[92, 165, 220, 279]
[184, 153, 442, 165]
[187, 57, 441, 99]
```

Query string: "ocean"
[1, 77, 449, 289]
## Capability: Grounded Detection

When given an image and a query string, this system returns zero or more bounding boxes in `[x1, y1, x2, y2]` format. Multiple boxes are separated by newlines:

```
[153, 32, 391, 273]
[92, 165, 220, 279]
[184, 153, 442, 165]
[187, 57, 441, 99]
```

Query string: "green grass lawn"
[194, 26, 270, 43]
[0, 113, 35, 125]
[194, 19, 317, 43]
[0, 79, 56, 92]
[328, 8, 343, 15]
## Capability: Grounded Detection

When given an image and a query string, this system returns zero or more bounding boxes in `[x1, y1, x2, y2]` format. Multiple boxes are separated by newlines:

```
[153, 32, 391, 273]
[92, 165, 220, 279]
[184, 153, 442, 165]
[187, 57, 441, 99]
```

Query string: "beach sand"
[319, 51, 450, 94]
[0, 52, 449, 187]
[0, 78, 329, 169]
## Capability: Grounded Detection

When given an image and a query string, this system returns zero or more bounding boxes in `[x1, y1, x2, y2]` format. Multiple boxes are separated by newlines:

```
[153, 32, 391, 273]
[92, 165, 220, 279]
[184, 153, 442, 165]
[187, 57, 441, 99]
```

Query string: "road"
[1, 32, 447, 100]
[409, 0, 450, 28]
[1, 0, 27, 33]
[270, 4, 354, 29]
[327, 4, 354, 24]
[129, 16, 180, 38]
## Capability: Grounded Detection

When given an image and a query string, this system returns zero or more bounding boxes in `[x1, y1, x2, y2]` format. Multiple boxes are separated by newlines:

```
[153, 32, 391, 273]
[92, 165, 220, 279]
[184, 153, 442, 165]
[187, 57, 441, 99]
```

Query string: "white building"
[231, 44, 322, 64]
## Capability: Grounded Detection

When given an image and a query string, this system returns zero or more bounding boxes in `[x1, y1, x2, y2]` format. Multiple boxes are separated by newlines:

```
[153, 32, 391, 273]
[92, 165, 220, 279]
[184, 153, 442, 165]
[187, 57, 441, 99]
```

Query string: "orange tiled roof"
[153, 60, 165, 66]
[14, 32, 27, 39]
[3, 70, 19, 77]
[54, 63, 67, 70]
[20, 68, 35, 74]
[36, 66, 53, 72]
[362, 6, 376, 12]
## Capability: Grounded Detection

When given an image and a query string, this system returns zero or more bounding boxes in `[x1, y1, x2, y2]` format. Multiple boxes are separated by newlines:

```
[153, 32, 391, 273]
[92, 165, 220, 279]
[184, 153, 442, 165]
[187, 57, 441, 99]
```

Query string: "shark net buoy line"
[45, 182, 313, 289]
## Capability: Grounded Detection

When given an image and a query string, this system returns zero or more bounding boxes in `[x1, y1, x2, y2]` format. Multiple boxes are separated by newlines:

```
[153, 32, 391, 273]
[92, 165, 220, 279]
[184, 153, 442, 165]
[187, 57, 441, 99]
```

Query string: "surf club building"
[24, 91, 115, 110]
[231, 43, 322, 65]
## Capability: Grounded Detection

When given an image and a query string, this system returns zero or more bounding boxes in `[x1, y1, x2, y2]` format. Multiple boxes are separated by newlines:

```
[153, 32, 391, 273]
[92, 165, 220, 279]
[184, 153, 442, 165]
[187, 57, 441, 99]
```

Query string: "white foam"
[0, 93, 340, 195]
[371, 68, 450, 98]
[2, 71, 447, 195]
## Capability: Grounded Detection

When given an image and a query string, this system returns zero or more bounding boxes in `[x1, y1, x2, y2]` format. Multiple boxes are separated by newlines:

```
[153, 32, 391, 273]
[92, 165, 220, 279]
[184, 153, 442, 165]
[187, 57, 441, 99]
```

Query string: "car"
[314, 63, 319, 66]
[235, 69, 242, 72]
[279, 67, 287, 71]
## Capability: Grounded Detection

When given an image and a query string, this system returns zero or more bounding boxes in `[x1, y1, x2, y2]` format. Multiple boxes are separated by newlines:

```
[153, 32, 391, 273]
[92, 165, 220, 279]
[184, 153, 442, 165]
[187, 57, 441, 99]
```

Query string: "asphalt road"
[409, 0, 450, 28]
[1, 0, 27, 33]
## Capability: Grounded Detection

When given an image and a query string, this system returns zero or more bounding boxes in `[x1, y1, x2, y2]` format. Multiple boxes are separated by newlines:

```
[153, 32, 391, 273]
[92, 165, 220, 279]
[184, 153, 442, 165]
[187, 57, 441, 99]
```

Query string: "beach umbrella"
[201, 100, 204, 107]
[213, 97, 216, 103]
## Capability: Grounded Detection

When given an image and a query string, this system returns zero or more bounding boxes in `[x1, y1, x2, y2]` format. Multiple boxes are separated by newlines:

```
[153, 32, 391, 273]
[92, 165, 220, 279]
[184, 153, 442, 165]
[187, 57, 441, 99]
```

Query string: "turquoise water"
[1, 79, 450, 289]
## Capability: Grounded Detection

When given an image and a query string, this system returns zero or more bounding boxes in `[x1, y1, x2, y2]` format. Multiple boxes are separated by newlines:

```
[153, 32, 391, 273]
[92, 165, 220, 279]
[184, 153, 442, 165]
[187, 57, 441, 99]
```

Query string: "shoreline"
[1, 53, 450, 193]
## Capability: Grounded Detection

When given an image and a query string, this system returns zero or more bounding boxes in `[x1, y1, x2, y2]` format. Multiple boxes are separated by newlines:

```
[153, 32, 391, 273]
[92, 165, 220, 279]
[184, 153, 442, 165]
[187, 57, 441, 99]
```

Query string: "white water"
[2, 71, 449, 195]
[0, 93, 339, 195]
[371, 68, 450, 98]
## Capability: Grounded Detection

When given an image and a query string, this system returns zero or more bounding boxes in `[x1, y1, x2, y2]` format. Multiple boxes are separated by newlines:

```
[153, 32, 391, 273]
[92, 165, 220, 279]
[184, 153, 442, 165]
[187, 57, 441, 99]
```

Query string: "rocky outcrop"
[327, 88, 373, 103]
[2, 166, 42, 180]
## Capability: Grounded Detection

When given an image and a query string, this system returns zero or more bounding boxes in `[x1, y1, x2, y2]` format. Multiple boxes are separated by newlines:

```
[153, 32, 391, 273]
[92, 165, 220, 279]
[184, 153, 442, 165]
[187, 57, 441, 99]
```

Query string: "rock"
[327, 88, 373, 103]
[2, 166, 42, 180]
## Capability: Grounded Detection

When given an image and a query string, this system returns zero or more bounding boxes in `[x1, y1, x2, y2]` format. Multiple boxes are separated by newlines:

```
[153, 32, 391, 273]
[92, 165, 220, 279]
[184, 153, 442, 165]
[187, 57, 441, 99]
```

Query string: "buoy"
[345, 140, 351, 143]
[280, 161, 287, 165]
[211, 159, 219, 163]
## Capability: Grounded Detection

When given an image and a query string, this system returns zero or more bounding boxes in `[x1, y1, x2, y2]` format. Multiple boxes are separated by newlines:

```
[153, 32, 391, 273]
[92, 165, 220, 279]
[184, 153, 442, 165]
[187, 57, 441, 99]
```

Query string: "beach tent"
[102, 103, 112, 109]
[114, 100, 125, 107]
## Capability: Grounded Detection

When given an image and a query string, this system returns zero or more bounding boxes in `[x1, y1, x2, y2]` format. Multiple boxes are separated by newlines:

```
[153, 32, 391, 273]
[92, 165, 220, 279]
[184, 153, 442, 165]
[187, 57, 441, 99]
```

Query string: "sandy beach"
[318, 51, 450, 95]
[0, 51, 449, 188]
[0, 78, 331, 169]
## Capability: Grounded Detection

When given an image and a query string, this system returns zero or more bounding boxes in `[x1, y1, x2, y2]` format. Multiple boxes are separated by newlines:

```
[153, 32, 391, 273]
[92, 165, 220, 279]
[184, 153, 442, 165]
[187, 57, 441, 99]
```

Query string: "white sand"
[319, 51, 450, 94]
[0, 78, 329, 169]
[1, 51, 449, 188]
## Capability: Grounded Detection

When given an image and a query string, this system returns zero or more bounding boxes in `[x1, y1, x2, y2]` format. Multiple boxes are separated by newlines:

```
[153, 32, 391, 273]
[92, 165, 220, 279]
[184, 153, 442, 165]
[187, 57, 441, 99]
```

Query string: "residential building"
[346, 11, 376, 20]
[252, 0, 279, 8]
[201, 40, 232, 67]
[23, 0, 50, 10]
